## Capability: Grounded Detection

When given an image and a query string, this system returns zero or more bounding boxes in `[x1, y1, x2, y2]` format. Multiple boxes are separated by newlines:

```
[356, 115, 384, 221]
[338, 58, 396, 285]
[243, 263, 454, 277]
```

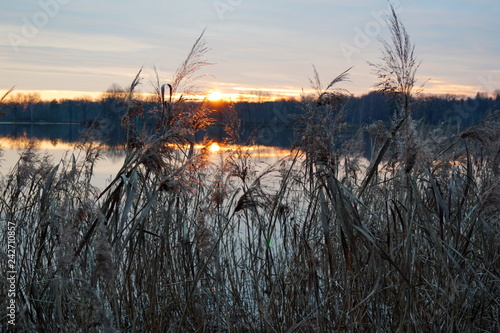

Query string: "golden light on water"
[0, 137, 75, 150]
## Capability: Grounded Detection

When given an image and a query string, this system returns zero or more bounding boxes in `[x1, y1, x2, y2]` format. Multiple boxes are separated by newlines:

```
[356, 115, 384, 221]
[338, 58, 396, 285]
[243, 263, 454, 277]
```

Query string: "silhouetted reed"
[1, 21, 499, 333]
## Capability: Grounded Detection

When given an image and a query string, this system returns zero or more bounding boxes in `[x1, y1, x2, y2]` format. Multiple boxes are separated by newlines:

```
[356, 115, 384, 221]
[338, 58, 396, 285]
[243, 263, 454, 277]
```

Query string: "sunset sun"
[208, 142, 221, 152]
[207, 90, 223, 102]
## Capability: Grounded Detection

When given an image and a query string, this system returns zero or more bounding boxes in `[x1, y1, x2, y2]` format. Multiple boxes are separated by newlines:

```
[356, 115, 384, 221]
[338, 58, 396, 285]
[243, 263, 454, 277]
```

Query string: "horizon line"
[0, 87, 496, 103]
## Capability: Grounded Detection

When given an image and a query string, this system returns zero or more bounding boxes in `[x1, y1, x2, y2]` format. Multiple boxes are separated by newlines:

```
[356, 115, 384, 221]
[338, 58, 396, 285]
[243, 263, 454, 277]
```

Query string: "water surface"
[0, 136, 292, 190]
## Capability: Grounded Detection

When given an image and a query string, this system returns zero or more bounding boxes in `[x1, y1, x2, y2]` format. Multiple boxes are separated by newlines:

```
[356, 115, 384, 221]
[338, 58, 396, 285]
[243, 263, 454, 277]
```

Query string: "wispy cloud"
[0, 0, 498, 97]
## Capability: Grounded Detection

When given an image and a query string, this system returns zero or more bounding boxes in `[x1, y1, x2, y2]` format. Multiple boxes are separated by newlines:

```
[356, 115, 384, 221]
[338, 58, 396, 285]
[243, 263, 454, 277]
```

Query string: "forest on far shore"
[1, 90, 499, 148]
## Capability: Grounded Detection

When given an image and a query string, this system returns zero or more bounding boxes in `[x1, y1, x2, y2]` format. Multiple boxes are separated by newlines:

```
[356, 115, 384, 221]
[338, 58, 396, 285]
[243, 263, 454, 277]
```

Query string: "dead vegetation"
[1, 15, 499, 333]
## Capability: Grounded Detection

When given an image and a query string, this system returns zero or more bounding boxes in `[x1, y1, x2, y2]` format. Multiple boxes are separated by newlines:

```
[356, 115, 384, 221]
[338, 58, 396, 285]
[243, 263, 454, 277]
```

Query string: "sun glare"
[209, 142, 221, 152]
[208, 90, 223, 102]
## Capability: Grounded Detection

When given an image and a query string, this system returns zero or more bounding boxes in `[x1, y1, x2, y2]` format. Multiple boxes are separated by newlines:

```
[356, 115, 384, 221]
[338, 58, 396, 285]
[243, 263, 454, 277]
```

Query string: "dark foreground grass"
[1, 24, 499, 333]
[1, 93, 499, 333]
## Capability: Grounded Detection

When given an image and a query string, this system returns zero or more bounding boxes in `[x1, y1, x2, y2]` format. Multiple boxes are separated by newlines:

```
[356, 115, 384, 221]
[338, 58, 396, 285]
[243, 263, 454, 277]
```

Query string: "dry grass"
[1, 27, 499, 333]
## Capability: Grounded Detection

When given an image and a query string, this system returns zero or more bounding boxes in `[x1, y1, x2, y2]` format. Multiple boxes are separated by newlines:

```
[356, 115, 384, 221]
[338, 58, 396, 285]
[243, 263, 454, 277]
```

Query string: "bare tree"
[102, 83, 127, 102]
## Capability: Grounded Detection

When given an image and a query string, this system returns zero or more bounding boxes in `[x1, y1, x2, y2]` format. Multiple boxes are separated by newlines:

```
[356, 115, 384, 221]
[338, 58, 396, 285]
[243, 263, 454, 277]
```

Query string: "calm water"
[0, 137, 122, 188]
[0, 122, 374, 191]
[0, 136, 292, 190]
[0, 122, 90, 144]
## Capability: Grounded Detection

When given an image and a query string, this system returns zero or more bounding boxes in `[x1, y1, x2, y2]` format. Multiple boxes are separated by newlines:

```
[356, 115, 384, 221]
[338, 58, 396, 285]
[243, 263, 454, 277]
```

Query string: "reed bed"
[2, 92, 498, 333]
[1, 24, 499, 333]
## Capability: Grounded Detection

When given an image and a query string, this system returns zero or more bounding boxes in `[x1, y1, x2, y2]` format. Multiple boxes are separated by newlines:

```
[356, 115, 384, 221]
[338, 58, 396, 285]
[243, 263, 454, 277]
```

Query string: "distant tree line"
[1, 91, 498, 147]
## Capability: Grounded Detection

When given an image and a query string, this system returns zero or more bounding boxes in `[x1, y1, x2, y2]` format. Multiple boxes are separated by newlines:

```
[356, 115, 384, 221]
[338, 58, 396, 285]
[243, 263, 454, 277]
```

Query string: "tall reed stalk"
[1, 20, 498, 333]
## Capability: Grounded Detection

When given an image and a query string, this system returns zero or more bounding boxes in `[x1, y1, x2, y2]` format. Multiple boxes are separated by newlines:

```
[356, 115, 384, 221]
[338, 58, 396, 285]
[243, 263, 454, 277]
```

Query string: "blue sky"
[1, 0, 499, 100]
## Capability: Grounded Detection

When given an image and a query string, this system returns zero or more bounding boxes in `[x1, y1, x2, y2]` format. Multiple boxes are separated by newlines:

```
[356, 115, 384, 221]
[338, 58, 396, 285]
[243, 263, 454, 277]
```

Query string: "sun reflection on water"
[0, 137, 294, 188]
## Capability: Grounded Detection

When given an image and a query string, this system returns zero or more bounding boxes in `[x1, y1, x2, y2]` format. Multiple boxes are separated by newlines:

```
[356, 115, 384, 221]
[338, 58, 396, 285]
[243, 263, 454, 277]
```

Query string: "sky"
[1, 0, 499, 101]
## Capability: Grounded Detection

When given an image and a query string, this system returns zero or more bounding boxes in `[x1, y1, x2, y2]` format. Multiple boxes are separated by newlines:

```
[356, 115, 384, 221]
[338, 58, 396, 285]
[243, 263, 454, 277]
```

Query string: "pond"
[0, 136, 293, 190]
